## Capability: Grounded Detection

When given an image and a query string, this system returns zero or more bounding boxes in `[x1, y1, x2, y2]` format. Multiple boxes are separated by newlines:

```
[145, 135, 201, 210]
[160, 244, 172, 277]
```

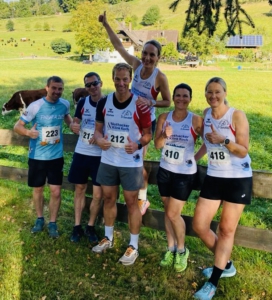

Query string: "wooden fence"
[0, 129, 271, 252]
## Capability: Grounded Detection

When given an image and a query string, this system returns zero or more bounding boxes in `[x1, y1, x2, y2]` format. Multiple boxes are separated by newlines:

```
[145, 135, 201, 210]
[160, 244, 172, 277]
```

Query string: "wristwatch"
[137, 141, 143, 150]
[220, 138, 230, 146]
[151, 99, 156, 107]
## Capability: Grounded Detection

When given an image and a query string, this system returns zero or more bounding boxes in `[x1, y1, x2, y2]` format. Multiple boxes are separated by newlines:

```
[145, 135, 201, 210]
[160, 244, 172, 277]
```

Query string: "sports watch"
[137, 141, 143, 150]
[220, 138, 230, 146]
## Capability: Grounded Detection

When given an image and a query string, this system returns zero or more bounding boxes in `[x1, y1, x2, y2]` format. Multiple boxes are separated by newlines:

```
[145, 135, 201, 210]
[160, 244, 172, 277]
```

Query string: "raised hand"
[98, 11, 107, 26]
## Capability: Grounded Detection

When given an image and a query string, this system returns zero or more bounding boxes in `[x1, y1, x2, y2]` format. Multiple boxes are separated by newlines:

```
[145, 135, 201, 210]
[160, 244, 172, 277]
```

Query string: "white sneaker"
[138, 199, 150, 215]
[92, 237, 113, 253]
[119, 245, 139, 266]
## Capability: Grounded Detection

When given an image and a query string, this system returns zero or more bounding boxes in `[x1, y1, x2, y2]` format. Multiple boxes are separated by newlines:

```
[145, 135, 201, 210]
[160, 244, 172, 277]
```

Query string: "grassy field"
[0, 58, 272, 299]
[0, 0, 272, 59]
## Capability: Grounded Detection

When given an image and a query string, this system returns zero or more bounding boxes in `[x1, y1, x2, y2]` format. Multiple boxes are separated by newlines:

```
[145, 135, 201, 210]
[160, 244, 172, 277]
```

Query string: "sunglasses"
[85, 81, 100, 88]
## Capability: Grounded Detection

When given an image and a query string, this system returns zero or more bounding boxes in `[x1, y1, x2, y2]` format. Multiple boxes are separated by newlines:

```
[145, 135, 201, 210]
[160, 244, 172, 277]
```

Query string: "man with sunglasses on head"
[68, 72, 103, 243]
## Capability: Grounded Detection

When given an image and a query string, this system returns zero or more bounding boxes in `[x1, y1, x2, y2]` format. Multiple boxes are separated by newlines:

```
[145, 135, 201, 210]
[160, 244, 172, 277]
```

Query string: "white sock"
[105, 226, 114, 241]
[138, 188, 147, 201]
[129, 233, 139, 250]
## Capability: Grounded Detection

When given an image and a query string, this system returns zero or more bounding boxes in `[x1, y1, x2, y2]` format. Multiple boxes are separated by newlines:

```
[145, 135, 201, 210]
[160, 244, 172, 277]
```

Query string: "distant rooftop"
[226, 35, 263, 48]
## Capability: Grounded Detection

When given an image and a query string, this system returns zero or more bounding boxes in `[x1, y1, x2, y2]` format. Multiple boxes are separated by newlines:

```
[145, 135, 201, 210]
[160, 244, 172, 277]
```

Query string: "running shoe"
[159, 250, 174, 267]
[138, 199, 150, 215]
[174, 248, 189, 272]
[202, 262, 236, 278]
[119, 245, 139, 265]
[47, 222, 59, 238]
[31, 218, 44, 233]
[85, 225, 98, 243]
[194, 282, 217, 300]
[70, 226, 84, 243]
[92, 237, 113, 253]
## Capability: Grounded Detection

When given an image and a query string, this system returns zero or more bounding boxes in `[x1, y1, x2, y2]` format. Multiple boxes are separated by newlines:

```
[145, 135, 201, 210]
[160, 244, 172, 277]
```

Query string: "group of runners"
[13, 11, 253, 300]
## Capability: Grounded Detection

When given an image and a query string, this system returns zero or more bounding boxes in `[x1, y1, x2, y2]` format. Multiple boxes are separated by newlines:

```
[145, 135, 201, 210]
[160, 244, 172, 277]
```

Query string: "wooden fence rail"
[0, 129, 272, 252]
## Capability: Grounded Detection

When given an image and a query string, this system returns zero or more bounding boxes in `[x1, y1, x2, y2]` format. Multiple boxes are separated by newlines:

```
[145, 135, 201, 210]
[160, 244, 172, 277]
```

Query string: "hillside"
[0, 1, 272, 59]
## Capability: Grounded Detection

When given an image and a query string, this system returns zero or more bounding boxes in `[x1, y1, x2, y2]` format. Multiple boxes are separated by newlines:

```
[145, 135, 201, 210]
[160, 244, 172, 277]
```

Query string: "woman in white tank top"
[193, 77, 252, 300]
[154, 83, 203, 272]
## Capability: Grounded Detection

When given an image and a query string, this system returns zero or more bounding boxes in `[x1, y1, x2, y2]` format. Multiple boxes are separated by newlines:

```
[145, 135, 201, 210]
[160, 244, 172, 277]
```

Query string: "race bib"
[208, 147, 231, 166]
[41, 126, 60, 145]
[163, 144, 185, 164]
[108, 130, 129, 148]
[80, 128, 94, 144]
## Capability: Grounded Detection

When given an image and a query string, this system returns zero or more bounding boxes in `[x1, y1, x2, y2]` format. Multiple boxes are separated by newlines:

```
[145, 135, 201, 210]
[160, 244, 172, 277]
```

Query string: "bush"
[142, 5, 160, 26]
[50, 38, 71, 54]
[6, 20, 14, 32]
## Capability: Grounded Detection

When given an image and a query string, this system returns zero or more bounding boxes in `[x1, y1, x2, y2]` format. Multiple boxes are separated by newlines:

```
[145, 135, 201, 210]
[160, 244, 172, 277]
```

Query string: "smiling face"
[141, 43, 160, 69]
[113, 68, 132, 97]
[45, 81, 64, 103]
[84, 75, 102, 101]
[205, 82, 227, 108]
[173, 88, 191, 110]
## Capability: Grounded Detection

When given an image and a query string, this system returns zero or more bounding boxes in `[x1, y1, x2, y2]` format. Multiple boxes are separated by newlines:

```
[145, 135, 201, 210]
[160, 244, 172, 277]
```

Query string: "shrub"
[50, 38, 71, 54]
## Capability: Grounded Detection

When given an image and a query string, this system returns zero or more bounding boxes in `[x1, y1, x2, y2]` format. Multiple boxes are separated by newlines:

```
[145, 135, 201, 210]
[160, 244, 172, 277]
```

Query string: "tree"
[142, 5, 160, 26]
[51, 38, 71, 54]
[170, 0, 271, 38]
[0, 0, 11, 19]
[70, 0, 114, 55]
[161, 42, 179, 59]
[6, 20, 14, 32]
[43, 22, 50, 31]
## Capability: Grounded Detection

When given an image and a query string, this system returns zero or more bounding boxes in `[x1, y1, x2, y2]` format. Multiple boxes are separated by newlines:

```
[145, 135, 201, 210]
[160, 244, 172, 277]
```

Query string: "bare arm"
[154, 71, 171, 108]
[64, 114, 73, 127]
[226, 110, 250, 158]
[14, 119, 39, 139]
[99, 11, 141, 70]
[154, 113, 170, 149]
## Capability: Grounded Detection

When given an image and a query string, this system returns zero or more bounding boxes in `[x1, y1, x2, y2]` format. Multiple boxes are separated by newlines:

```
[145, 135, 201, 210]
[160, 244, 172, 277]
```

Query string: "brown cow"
[2, 88, 47, 115]
[72, 88, 89, 108]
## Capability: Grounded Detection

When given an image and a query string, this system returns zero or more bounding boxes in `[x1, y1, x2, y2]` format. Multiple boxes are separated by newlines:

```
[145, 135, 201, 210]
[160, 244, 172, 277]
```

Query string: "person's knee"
[218, 223, 235, 238]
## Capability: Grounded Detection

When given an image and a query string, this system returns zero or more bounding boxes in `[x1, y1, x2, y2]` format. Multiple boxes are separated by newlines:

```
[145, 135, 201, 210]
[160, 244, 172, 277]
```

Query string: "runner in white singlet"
[154, 83, 203, 273]
[193, 77, 252, 300]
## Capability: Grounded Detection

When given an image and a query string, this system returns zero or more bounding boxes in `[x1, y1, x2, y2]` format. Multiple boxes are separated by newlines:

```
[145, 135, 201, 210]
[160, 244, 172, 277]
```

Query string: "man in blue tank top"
[14, 76, 72, 238]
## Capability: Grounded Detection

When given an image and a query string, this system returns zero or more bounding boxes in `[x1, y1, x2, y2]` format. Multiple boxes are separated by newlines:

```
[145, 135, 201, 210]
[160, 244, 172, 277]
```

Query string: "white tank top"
[101, 93, 143, 167]
[74, 96, 102, 157]
[203, 107, 252, 178]
[131, 64, 159, 121]
[160, 111, 198, 174]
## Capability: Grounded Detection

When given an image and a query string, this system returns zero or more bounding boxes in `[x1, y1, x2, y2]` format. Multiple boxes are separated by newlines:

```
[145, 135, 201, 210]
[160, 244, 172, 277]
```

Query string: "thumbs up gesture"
[125, 136, 137, 154]
[205, 124, 225, 144]
[70, 117, 80, 134]
[164, 121, 173, 138]
[98, 11, 107, 26]
[29, 123, 39, 139]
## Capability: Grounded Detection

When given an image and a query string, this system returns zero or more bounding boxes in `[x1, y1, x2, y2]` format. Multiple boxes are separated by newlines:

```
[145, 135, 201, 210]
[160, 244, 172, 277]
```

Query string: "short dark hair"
[173, 83, 192, 98]
[84, 72, 101, 82]
[112, 63, 132, 79]
[144, 40, 162, 56]
[47, 76, 64, 87]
